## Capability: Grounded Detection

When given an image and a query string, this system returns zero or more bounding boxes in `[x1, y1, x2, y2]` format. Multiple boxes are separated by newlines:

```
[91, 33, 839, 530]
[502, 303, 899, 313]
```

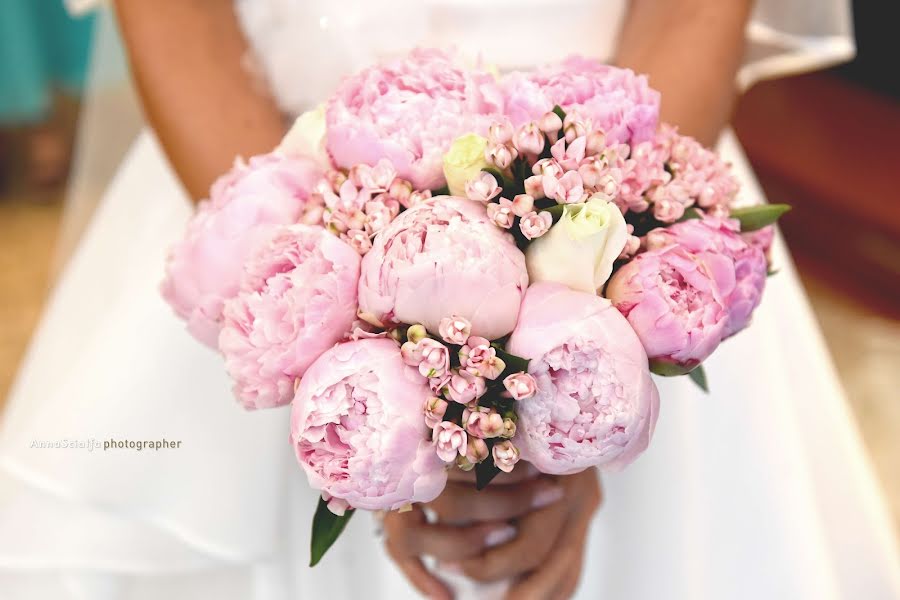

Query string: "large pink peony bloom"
[290, 338, 448, 511]
[507, 283, 658, 474]
[605, 226, 738, 371]
[646, 217, 767, 337]
[500, 56, 660, 144]
[219, 225, 360, 409]
[161, 153, 324, 347]
[357, 196, 529, 340]
[325, 48, 503, 191]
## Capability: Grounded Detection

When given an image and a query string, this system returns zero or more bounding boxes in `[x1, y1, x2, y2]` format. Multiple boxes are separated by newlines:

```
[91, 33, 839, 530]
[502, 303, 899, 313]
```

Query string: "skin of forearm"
[115, 0, 286, 201]
[615, 0, 755, 145]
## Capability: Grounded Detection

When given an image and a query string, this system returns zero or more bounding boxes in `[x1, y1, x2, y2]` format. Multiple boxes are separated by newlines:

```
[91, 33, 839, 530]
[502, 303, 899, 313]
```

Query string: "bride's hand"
[382, 465, 602, 599]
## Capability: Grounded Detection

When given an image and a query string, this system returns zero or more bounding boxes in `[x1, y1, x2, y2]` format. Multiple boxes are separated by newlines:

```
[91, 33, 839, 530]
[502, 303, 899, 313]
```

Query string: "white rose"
[277, 104, 329, 168]
[525, 196, 628, 294]
[442, 133, 491, 196]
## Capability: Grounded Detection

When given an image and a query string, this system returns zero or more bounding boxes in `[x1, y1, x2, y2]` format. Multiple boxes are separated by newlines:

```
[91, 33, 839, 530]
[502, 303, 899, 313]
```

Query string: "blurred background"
[1, 0, 898, 539]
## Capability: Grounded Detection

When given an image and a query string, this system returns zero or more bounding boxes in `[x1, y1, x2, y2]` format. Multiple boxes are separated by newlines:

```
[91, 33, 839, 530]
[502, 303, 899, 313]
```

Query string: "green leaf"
[310, 497, 354, 567]
[730, 204, 791, 232]
[492, 345, 530, 376]
[649, 358, 700, 377]
[552, 105, 567, 122]
[677, 207, 703, 222]
[687, 365, 709, 393]
[432, 185, 450, 196]
[767, 268, 780, 278]
[475, 455, 502, 490]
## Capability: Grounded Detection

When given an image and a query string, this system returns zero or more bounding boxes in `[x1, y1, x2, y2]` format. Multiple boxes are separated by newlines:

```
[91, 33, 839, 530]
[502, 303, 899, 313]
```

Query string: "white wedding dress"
[2, 1, 899, 599]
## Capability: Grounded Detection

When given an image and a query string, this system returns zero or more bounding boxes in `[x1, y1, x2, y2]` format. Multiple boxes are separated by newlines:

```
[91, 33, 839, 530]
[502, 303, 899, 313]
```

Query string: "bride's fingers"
[451, 499, 569, 582]
[427, 477, 564, 524]
[384, 510, 517, 561]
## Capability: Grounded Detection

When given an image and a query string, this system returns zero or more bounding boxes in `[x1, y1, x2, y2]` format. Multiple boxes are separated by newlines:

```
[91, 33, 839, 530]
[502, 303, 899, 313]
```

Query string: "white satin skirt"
[1, 129, 898, 599]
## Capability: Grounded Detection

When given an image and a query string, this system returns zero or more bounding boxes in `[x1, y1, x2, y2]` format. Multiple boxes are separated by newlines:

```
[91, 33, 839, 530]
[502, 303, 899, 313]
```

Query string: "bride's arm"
[115, 0, 286, 200]
[616, 0, 754, 144]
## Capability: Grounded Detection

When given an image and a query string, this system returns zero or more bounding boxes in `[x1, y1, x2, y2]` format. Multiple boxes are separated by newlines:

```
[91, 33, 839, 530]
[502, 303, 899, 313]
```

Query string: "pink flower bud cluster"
[305, 159, 430, 255]
[401, 315, 532, 474]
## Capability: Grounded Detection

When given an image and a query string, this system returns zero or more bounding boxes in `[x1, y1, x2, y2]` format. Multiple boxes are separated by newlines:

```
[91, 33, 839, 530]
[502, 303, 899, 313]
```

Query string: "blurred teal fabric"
[0, 0, 95, 124]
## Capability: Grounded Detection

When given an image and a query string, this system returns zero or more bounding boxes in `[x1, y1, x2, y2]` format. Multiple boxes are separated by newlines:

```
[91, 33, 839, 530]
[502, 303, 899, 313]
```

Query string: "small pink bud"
[343, 228, 372, 255]
[464, 407, 504, 439]
[486, 143, 517, 170]
[438, 315, 472, 345]
[488, 120, 514, 145]
[492, 441, 520, 473]
[653, 198, 685, 223]
[552, 171, 586, 204]
[501, 417, 517, 439]
[406, 189, 432, 207]
[424, 397, 449, 429]
[503, 372, 537, 400]
[389, 178, 413, 206]
[531, 158, 561, 177]
[446, 369, 487, 404]
[325, 170, 348, 191]
[538, 111, 563, 135]
[511, 194, 534, 217]
[400, 340, 423, 365]
[433, 422, 468, 463]
[486, 202, 515, 229]
[466, 437, 490, 463]
[456, 454, 475, 471]
[563, 113, 587, 143]
[524, 175, 546, 199]
[406, 324, 428, 344]
[519, 211, 553, 240]
[513, 122, 545, 155]
[417, 338, 451, 378]
[465, 172, 502, 203]
[585, 130, 607, 155]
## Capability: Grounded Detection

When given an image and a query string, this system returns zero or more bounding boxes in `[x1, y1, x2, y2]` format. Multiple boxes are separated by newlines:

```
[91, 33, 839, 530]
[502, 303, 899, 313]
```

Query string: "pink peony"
[358, 196, 529, 340]
[325, 48, 503, 191]
[606, 224, 740, 371]
[507, 283, 659, 474]
[646, 217, 767, 338]
[500, 56, 660, 145]
[291, 338, 448, 511]
[219, 225, 360, 409]
[161, 153, 323, 347]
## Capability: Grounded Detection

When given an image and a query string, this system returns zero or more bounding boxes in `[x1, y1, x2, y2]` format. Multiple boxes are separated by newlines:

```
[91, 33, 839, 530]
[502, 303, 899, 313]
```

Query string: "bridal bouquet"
[161, 50, 787, 564]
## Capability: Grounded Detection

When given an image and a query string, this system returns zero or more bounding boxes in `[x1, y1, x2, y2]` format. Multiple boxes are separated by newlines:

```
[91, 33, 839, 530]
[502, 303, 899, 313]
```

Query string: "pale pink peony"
[325, 48, 503, 191]
[161, 153, 324, 347]
[500, 56, 660, 145]
[219, 225, 360, 409]
[646, 217, 767, 338]
[507, 283, 659, 474]
[606, 224, 740, 371]
[290, 338, 448, 511]
[358, 196, 529, 340]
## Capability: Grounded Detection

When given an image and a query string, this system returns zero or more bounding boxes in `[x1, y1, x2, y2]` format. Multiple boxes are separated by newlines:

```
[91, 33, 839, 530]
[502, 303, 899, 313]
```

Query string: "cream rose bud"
[443, 134, 491, 196]
[277, 105, 329, 168]
[525, 196, 628, 294]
